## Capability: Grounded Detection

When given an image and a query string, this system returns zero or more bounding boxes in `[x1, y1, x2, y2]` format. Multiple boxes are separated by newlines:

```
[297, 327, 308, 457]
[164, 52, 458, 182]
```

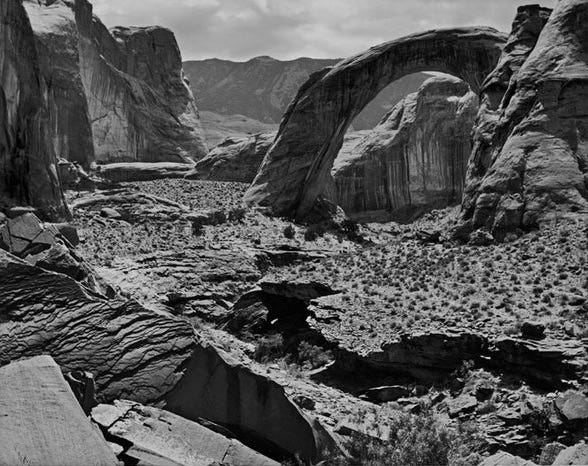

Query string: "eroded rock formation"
[0, 0, 69, 220]
[457, 2, 588, 238]
[23, 0, 207, 166]
[0, 249, 334, 462]
[328, 76, 478, 222]
[186, 133, 275, 182]
[244, 27, 507, 221]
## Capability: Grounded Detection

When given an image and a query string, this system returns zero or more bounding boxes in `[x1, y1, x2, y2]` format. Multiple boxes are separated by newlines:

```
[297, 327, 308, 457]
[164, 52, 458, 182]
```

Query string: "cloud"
[90, 0, 556, 61]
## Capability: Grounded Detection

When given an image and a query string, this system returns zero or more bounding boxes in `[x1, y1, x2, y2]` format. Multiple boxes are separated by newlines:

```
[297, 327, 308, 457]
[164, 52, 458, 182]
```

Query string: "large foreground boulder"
[23, 0, 208, 166]
[0, 0, 69, 220]
[244, 27, 506, 220]
[0, 250, 335, 462]
[457, 1, 588, 238]
[328, 76, 478, 222]
[0, 355, 118, 466]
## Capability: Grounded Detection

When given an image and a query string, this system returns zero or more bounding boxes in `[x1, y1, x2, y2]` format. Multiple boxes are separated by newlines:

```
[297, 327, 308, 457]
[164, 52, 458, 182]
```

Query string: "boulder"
[23, 0, 208, 166]
[0, 355, 118, 466]
[478, 451, 537, 466]
[0, 0, 69, 221]
[328, 76, 478, 222]
[552, 442, 588, 465]
[458, 2, 588, 238]
[244, 27, 506, 220]
[91, 400, 278, 465]
[554, 391, 588, 424]
[0, 213, 59, 257]
[186, 133, 275, 182]
[539, 442, 566, 465]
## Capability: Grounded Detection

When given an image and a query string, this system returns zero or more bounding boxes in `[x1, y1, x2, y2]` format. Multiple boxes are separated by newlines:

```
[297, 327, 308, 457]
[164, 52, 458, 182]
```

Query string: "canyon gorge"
[0, 0, 586, 465]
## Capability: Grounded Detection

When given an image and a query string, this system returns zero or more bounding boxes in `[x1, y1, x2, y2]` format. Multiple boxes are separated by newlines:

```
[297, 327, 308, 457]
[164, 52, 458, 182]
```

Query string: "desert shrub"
[304, 224, 326, 241]
[283, 224, 296, 239]
[329, 409, 484, 466]
[191, 220, 204, 236]
[290, 341, 333, 369]
[253, 334, 284, 363]
[209, 209, 228, 225]
[228, 206, 247, 222]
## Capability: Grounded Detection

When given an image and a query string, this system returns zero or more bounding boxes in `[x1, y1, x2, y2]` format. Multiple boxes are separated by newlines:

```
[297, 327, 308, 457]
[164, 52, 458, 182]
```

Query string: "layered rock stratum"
[244, 27, 507, 221]
[184, 56, 432, 130]
[457, 1, 588, 238]
[0, 0, 69, 220]
[328, 76, 478, 222]
[23, 0, 207, 166]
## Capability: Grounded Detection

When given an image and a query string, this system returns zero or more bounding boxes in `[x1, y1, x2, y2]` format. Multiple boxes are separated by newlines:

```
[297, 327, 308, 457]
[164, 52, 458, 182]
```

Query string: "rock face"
[23, 0, 207, 166]
[0, 250, 333, 462]
[457, 2, 588, 238]
[243, 27, 507, 221]
[187, 133, 275, 182]
[0, 356, 118, 466]
[328, 76, 478, 222]
[184, 56, 432, 130]
[0, 0, 69, 220]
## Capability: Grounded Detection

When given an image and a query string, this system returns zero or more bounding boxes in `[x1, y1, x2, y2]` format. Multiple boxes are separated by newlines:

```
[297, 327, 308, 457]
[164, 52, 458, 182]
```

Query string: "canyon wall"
[0, 0, 69, 220]
[457, 2, 588, 238]
[328, 76, 478, 222]
[23, 0, 208, 167]
[243, 27, 507, 221]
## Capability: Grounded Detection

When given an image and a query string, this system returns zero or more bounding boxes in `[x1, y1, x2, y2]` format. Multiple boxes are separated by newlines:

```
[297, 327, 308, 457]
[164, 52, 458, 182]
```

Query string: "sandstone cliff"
[184, 56, 432, 130]
[457, 2, 588, 238]
[244, 27, 507, 221]
[23, 0, 208, 166]
[328, 76, 478, 222]
[0, 0, 69, 220]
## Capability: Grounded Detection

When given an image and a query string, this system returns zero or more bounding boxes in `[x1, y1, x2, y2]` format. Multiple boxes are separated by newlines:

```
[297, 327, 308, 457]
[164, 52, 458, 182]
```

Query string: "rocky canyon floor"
[67, 178, 588, 464]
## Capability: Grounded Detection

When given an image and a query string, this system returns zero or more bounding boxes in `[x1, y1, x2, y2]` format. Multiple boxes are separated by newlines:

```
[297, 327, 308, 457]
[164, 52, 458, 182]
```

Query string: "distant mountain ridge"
[184, 56, 432, 130]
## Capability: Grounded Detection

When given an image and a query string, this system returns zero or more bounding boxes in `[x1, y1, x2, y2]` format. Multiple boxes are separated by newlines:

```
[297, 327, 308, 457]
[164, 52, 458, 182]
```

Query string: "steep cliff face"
[184, 57, 432, 130]
[244, 27, 507, 221]
[186, 133, 275, 182]
[23, 0, 208, 166]
[0, 0, 69, 220]
[458, 2, 588, 238]
[329, 77, 478, 222]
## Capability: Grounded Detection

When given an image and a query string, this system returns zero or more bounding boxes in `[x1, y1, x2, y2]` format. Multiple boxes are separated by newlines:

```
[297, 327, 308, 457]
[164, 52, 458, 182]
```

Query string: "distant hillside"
[184, 56, 432, 130]
[199, 111, 277, 148]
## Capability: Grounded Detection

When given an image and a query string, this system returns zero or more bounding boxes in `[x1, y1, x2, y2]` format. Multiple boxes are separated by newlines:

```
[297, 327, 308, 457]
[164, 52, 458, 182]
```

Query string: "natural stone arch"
[244, 27, 508, 220]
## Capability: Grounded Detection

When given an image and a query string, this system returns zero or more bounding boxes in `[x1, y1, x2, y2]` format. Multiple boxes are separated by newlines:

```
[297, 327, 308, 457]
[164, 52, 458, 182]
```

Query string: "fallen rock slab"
[96, 162, 196, 183]
[92, 400, 278, 465]
[0, 355, 118, 466]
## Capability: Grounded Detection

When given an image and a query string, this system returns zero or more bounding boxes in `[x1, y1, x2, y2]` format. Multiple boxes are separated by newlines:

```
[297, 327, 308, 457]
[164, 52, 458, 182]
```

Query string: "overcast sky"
[91, 0, 556, 62]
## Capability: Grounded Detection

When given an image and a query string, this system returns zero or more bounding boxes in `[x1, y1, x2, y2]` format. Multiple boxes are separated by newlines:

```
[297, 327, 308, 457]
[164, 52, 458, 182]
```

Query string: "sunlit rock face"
[243, 27, 507, 221]
[23, 0, 208, 167]
[0, 0, 69, 220]
[457, 2, 588, 238]
[328, 76, 478, 222]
